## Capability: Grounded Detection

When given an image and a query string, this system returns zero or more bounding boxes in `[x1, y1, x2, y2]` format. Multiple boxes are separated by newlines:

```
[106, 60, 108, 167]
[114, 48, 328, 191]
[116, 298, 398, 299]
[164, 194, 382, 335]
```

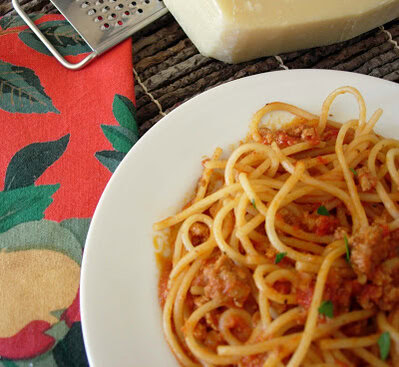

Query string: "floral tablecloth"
[0, 14, 136, 366]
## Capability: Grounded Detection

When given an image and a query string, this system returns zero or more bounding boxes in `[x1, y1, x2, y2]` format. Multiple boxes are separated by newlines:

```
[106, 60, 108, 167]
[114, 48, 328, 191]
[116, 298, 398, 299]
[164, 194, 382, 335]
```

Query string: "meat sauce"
[192, 255, 252, 308]
[278, 207, 339, 236]
[350, 225, 399, 310]
[292, 223, 399, 313]
[259, 121, 321, 148]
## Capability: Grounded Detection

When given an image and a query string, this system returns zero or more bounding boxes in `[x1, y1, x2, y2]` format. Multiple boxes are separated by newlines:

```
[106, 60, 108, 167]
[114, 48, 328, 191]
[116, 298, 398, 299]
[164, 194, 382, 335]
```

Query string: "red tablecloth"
[0, 14, 136, 365]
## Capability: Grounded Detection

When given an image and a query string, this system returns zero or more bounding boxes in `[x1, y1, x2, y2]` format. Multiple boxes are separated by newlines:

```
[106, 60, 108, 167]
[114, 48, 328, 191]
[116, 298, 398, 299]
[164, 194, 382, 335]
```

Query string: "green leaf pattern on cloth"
[50, 310, 66, 320]
[59, 218, 91, 249]
[44, 321, 69, 342]
[0, 60, 59, 114]
[96, 94, 139, 172]
[5, 135, 70, 190]
[0, 14, 43, 30]
[112, 94, 139, 135]
[4, 350, 58, 367]
[52, 323, 89, 367]
[95, 150, 126, 173]
[101, 125, 138, 153]
[0, 185, 59, 233]
[1, 360, 18, 367]
[0, 220, 82, 265]
[20, 353, 58, 367]
[18, 21, 91, 56]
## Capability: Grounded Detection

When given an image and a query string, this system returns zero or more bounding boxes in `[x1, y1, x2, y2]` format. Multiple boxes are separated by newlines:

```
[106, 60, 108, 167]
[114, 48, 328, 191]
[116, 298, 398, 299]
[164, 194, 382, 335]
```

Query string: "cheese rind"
[164, 0, 399, 63]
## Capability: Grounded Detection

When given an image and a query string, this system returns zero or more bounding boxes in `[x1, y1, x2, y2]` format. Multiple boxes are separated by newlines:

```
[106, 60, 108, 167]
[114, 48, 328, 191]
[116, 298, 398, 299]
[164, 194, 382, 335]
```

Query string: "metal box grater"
[12, 0, 168, 70]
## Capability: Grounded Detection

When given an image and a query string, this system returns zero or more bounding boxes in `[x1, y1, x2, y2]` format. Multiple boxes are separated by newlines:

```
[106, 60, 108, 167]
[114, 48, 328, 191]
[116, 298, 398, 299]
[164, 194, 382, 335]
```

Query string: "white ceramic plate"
[81, 70, 399, 367]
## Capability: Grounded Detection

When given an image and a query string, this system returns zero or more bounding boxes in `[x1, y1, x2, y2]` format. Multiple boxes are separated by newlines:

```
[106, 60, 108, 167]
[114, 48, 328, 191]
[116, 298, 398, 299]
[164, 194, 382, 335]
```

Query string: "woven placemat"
[132, 14, 399, 134]
[1, 0, 398, 136]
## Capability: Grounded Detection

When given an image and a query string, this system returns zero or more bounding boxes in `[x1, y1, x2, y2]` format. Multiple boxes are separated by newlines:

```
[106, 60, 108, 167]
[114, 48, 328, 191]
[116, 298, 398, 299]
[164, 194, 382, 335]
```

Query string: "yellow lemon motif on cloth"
[0, 220, 84, 338]
[0, 249, 80, 338]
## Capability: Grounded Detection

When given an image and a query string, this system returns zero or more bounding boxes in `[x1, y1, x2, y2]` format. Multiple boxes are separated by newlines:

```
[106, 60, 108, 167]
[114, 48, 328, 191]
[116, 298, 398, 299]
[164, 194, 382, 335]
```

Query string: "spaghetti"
[154, 86, 399, 367]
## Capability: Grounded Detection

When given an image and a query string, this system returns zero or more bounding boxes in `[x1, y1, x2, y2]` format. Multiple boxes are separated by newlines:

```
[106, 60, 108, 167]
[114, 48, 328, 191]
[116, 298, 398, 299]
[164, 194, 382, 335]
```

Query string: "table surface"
[1, 0, 398, 136]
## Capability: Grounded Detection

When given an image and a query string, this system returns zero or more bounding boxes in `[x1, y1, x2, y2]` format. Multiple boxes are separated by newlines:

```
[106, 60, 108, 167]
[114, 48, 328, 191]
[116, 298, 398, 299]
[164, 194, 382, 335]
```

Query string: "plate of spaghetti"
[81, 70, 399, 367]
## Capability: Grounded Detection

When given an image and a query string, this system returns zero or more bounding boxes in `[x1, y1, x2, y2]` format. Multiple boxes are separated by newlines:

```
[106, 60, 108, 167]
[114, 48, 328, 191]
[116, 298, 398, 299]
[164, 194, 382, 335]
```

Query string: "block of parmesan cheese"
[163, 0, 399, 63]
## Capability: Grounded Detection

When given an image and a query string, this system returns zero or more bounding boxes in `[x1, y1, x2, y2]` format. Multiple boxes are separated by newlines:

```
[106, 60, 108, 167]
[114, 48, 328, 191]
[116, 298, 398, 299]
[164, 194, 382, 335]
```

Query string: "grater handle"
[12, 0, 98, 70]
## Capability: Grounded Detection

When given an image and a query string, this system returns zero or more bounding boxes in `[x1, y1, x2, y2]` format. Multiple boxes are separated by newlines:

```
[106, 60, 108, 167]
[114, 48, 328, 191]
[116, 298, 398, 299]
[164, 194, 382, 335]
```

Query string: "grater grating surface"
[50, 0, 168, 54]
[12, 0, 168, 69]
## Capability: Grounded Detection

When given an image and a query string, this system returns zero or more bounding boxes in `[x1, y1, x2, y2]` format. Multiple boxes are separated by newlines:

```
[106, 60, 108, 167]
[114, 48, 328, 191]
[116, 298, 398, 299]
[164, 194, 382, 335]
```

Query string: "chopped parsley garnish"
[344, 235, 351, 264]
[317, 205, 330, 216]
[378, 332, 391, 361]
[275, 252, 287, 264]
[318, 300, 334, 318]
[251, 199, 257, 209]
[350, 167, 357, 175]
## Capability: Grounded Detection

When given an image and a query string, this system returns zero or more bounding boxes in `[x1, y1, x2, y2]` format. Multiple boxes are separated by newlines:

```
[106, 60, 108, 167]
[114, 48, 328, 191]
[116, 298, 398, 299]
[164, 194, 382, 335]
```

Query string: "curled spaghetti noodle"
[154, 86, 399, 366]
